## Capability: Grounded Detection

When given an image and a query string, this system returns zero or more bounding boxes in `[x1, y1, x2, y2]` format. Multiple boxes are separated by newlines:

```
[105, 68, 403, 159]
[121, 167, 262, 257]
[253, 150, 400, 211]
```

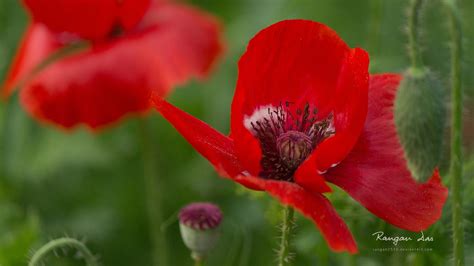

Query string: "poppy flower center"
[276, 130, 312, 169]
[246, 102, 334, 182]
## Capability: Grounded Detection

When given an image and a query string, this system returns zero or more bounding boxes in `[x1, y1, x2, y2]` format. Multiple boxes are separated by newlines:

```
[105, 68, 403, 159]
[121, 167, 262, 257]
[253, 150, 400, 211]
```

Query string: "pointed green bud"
[178, 202, 222, 261]
[395, 67, 446, 180]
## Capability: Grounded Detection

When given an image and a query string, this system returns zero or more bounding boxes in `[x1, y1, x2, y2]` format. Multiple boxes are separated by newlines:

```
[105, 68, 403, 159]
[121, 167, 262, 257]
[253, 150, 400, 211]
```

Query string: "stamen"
[245, 102, 334, 181]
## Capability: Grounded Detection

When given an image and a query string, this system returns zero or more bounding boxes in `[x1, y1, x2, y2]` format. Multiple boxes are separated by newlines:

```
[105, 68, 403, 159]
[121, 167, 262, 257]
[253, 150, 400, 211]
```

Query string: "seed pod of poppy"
[178, 202, 222, 261]
[395, 67, 446, 181]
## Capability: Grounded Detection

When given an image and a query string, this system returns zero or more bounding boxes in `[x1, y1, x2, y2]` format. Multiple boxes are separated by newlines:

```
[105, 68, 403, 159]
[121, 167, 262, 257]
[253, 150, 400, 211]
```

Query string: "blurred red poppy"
[154, 20, 448, 253]
[2, 0, 223, 130]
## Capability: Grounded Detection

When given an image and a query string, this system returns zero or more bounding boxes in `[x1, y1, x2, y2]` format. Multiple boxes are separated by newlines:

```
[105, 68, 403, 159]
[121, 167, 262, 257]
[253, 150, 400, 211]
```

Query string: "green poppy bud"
[395, 67, 446, 180]
[178, 202, 222, 261]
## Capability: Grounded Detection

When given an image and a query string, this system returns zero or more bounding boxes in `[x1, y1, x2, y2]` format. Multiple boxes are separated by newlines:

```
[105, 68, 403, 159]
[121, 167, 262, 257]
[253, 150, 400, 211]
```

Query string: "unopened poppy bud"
[395, 67, 446, 180]
[178, 202, 222, 261]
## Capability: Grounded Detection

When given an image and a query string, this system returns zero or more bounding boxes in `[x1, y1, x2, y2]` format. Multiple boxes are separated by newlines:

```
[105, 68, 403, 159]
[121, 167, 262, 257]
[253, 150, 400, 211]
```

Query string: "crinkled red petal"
[1, 23, 61, 98]
[22, 0, 151, 40]
[325, 74, 448, 231]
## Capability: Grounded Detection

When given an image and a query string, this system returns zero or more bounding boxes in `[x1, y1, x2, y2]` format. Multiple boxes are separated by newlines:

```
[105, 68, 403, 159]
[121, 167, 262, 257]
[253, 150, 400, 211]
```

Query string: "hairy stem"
[140, 117, 168, 266]
[407, 0, 425, 69]
[277, 206, 295, 266]
[445, 0, 465, 265]
[28, 237, 97, 266]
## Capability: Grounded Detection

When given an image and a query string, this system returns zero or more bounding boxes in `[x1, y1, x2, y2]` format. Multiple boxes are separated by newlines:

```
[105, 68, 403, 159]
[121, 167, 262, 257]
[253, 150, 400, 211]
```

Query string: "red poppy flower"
[22, 0, 151, 41]
[2, 0, 223, 130]
[153, 20, 448, 253]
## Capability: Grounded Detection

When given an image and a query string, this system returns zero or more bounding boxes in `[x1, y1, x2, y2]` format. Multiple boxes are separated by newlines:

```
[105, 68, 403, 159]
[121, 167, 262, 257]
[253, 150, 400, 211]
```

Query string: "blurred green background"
[0, 0, 473, 265]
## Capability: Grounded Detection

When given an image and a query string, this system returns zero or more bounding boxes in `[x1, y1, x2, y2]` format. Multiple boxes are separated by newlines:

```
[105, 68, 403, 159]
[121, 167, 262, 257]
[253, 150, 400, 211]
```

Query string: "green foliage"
[395, 68, 446, 181]
[0, 203, 40, 266]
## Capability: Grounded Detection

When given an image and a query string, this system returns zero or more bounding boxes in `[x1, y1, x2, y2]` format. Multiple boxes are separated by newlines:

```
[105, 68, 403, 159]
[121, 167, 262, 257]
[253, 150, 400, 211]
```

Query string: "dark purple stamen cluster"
[179, 202, 222, 230]
[250, 102, 333, 181]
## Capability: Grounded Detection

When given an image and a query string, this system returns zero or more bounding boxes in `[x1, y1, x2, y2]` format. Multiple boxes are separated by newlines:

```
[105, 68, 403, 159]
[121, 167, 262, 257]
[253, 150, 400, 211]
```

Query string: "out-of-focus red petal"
[136, 2, 224, 96]
[119, 0, 152, 31]
[22, 0, 151, 40]
[1, 23, 61, 98]
[231, 20, 350, 174]
[20, 3, 223, 129]
[325, 74, 448, 231]
[20, 33, 155, 129]
[154, 99, 243, 178]
[264, 180, 357, 253]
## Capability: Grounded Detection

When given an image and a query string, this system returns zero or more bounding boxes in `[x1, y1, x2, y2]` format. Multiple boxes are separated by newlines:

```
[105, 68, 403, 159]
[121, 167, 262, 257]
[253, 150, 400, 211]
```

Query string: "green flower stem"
[191, 253, 204, 266]
[277, 206, 295, 266]
[28, 237, 98, 266]
[445, 0, 465, 265]
[139, 117, 168, 266]
[407, 0, 425, 69]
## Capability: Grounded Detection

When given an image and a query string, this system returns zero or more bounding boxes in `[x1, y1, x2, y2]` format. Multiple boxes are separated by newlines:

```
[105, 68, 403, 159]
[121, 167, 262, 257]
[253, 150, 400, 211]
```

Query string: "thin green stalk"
[193, 255, 203, 266]
[445, 0, 464, 265]
[139, 117, 168, 266]
[407, 0, 425, 69]
[28, 237, 98, 266]
[277, 206, 295, 266]
[0, 102, 8, 178]
[368, 0, 382, 55]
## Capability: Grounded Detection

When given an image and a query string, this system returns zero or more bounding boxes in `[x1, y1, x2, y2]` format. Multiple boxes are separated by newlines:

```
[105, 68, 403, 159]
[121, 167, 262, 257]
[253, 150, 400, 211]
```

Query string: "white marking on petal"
[243, 104, 278, 132]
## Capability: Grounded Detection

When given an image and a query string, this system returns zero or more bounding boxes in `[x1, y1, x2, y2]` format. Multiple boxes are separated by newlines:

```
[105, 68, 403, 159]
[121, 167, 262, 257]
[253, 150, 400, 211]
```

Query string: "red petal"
[232, 19, 349, 117]
[295, 48, 369, 186]
[20, 34, 155, 129]
[22, 0, 151, 40]
[136, 2, 224, 96]
[20, 3, 223, 129]
[230, 20, 350, 176]
[1, 23, 61, 98]
[325, 74, 448, 231]
[312, 48, 369, 171]
[294, 167, 332, 194]
[264, 180, 357, 253]
[154, 99, 243, 178]
[232, 174, 357, 251]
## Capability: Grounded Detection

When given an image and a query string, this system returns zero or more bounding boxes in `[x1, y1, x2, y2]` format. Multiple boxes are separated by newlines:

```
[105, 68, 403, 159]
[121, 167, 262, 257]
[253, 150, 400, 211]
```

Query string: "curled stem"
[139, 117, 168, 266]
[407, 0, 425, 69]
[277, 206, 295, 266]
[445, 0, 465, 265]
[28, 237, 98, 266]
